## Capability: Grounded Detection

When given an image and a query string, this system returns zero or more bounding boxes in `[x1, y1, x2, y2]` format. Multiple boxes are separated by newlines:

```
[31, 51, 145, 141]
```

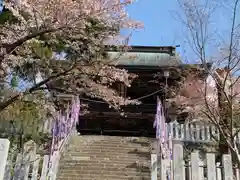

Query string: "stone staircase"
[57, 135, 154, 180]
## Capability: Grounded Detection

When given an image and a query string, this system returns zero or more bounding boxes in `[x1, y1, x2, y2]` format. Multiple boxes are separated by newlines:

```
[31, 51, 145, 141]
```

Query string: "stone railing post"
[0, 139, 10, 180]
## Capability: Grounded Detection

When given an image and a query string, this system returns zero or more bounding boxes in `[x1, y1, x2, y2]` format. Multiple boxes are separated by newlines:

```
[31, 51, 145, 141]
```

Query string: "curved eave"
[107, 51, 181, 67]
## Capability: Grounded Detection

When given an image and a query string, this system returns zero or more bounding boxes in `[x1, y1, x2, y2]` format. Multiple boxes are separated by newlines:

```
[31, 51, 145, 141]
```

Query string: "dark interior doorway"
[76, 112, 156, 138]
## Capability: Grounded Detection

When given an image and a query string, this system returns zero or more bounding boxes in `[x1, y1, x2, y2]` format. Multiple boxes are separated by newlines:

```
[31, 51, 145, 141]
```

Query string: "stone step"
[65, 151, 150, 155]
[61, 156, 150, 164]
[66, 150, 150, 155]
[70, 137, 153, 147]
[57, 136, 152, 180]
[63, 156, 150, 161]
[66, 150, 150, 154]
[70, 139, 152, 144]
[67, 149, 151, 155]
[59, 165, 150, 172]
[72, 137, 153, 141]
[58, 176, 150, 180]
[59, 166, 150, 172]
[59, 160, 150, 167]
[68, 147, 151, 152]
[58, 173, 150, 179]
[65, 151, 150, 157]
[60, 166, 150, 169]
[59, 164, 150, 170]
[60, 158, 150, 162]
[58, 169, 150, 176]
[71, 135, 153, 141]
[58, 178, 150, 180]
[70, 138, 152, 142]
[69, 144, 151, 151]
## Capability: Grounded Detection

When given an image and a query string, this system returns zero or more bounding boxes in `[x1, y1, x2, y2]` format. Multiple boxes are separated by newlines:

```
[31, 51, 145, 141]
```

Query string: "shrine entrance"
[77, 67, 175, 138]
[76, 46, 181, 137]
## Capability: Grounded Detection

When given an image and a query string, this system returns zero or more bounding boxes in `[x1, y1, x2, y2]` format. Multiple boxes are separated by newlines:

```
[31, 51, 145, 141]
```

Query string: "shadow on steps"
[126, 162, 150, 173]
[128, 149, 150, 160]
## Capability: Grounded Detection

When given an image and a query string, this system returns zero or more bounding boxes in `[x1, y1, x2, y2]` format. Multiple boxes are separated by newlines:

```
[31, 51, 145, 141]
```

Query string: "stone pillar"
[0, 139, 10, 180]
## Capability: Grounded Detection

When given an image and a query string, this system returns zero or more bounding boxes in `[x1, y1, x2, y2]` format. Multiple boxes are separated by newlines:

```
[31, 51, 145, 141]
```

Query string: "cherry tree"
[0, 0, 143, 111]
[169, 0, 240, 165]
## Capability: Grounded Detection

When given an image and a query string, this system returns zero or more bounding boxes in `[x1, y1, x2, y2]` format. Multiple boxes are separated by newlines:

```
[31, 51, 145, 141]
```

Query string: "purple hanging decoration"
[153, 98, 172, 158]
[153, 97, 172, 180]
[48, 96, 81, 172]
[49, 96, 80, 153]
[66, 103, 70, 134]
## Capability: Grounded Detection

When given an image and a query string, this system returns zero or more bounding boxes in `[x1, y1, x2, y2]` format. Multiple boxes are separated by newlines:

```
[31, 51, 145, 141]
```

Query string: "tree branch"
[0, 65, 75, 111]
[2, 26, 66, 56]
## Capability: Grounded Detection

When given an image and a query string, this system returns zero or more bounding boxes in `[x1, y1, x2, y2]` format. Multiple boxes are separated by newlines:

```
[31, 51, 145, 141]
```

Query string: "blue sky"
[126, 0, 236, 62]
[124, 0, 212, 63]
[0, 0, 3, 12]
[125, 0, 189, 60]
[126, 0, 182, 46]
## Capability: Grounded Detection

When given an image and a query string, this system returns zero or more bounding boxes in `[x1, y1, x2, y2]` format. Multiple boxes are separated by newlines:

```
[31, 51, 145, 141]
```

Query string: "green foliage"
[54, 40, 66, 53]
[0, 8, 19, 24]
[0, 93, 51, 153]
[10, 75, 18, 88]
[0, 6, 32, 25]
[31, 41, 53, 59]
